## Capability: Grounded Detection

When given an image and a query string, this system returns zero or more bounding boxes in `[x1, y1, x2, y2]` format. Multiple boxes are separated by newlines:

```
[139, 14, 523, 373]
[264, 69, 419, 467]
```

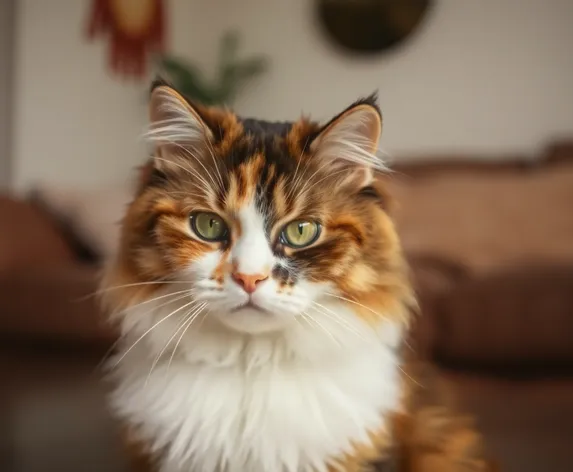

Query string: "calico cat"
[102, 80, 497, 472]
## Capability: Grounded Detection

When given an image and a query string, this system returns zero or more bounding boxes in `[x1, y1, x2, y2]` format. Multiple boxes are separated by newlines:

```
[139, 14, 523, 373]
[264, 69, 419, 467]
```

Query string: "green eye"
[190, 212, 228, 241]
[281, 220, 321, 248]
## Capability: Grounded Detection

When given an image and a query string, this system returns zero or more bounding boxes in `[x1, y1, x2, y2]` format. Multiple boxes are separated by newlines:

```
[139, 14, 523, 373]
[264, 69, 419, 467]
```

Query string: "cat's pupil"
[210, 219, 216, 228]
[298, 224, 304, 235]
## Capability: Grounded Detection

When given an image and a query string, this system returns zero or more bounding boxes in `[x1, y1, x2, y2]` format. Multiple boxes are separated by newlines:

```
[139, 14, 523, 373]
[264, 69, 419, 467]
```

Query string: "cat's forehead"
[144, 102, 364, 219]
[239, 118, 294, 137]
[195, 119, 309, 200]
[194, 118, 319, 218]
[229, 117, 318, 166]
[231, 119, 295, 167]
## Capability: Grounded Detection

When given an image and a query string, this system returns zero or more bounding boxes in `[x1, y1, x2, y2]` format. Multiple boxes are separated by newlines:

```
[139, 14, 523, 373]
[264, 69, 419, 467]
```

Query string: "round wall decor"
[316, 0, 433, 55]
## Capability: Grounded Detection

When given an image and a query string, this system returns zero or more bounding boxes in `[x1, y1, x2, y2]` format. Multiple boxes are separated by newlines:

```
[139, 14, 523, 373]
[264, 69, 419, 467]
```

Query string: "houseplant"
[156, 30, 269, 106]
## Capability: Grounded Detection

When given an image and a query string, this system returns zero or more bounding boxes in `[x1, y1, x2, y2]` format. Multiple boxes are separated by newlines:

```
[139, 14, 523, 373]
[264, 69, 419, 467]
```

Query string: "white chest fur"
[110, 305, 403, 472]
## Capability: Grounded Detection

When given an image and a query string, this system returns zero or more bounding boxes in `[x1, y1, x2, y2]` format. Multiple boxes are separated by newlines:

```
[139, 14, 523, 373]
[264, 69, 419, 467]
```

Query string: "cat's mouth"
[231, 300, 268, 314]
[216, 298, 294, 334]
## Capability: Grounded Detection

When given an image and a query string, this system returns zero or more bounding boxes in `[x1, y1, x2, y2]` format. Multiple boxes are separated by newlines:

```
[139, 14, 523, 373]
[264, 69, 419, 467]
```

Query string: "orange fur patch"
[286, 118, 319, 158]
[121, 426, 157, 472]
[328, 361, 498, 471]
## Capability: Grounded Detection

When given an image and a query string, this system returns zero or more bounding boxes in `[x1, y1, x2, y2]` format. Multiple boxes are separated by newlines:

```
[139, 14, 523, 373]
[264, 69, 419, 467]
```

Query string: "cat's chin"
[214, 306, 294, 334]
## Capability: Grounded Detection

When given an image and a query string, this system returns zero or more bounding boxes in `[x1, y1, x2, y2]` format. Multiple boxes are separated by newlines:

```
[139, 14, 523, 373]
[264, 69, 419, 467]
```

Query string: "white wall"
[0, 0, 15, 188]
[13, 0, 573, 189]
[13, 0, 148, 191]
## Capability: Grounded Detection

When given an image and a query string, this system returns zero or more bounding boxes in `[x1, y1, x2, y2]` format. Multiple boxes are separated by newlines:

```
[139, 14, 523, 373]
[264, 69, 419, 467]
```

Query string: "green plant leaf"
[219, 30, 240, 66]
[154, 30, 269, 106]
[232, 57, 269, 82]
[158, 56, 216, 105]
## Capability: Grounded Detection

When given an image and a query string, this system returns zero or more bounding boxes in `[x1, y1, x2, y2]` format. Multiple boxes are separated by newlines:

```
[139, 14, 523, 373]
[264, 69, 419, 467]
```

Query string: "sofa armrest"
[0, 195, 76, 272]
[0, 264, 116, 347]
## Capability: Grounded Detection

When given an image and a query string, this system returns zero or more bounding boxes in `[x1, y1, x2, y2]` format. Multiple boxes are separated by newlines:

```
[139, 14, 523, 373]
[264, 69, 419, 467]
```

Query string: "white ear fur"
[144, 86, 212, 170]
[311, 104, 384, 186]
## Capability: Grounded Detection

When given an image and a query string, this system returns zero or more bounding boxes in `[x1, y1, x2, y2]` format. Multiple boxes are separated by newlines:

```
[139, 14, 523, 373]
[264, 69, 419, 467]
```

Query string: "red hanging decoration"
[86, 0, 166, 80]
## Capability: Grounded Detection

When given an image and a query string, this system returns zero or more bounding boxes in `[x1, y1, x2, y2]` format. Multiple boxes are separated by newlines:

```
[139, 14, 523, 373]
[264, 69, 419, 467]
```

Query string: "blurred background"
[0, 1, 572, 471]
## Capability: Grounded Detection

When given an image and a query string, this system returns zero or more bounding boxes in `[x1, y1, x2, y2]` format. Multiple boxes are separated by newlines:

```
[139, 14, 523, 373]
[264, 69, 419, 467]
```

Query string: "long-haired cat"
[102, 80, 498, 472]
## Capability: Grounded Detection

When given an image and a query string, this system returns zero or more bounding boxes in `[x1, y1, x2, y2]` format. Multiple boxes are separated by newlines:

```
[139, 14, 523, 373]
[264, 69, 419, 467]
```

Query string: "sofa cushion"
[435, 263, 573, 366]
[387, 149, 573, 367]
[0, 195, 76, 273]
[388, 160, 573, 275]
[0, 264, 115, 345]
[407, 253, 472, 358]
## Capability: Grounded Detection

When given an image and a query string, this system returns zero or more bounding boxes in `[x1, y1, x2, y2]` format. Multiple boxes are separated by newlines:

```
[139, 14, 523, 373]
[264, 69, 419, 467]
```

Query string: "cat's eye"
[190, 212, 228, 242]
[281, 220, 321, 248]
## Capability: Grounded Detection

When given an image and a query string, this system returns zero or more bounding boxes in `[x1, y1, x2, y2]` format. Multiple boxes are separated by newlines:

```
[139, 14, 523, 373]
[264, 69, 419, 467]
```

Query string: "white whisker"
[310, 302, 375, 342]
[165, 190, 207, 199]
[166, 303, 207, 373]
[177, 143, 221, 192]
[204, 137, 226, 190]
[323, 293, 388, 321]
[286, 142, 310, 202]
[301, 312, 340, 347]
[108, 290, 194, 321]
[299, 167, 355, 198]
[293, 156, 333, 196]
[113, 299, 197, 368]
[153, 156, 212, 193]
[83, 280, 192, 299]
[98, 291, 194, 369]
[121, 289, 191, 313]
[145, 301, 204, 385]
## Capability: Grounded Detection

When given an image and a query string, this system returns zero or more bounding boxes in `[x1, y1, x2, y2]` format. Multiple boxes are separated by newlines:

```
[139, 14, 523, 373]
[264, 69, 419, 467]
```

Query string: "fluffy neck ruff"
[110, 292, 406, 472]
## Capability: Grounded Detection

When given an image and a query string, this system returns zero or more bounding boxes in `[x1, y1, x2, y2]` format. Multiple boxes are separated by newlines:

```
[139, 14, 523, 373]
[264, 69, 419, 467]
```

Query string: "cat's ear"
[310, 94, 383, 187]
[146, 82, 213, 172]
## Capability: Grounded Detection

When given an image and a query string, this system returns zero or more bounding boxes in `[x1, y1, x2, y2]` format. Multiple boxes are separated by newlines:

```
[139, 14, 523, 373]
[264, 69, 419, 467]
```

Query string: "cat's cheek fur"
[185, 248, 223, 280]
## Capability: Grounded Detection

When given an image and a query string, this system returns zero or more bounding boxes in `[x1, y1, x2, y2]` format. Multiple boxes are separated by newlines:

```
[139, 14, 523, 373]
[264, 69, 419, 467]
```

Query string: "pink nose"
[232, 272, 268, 294]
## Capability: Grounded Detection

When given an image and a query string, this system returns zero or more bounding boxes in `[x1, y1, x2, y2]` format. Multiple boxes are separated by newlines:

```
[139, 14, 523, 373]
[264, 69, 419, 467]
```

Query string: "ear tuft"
[144, 85, 213, 171]
[310, 96, 384, 188]
[350, 91, 381, 119]
[149, 75, 173, 94]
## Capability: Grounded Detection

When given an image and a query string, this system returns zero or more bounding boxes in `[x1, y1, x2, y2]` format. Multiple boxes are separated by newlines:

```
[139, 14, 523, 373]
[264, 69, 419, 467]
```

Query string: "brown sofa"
[0, 140, 572, 471]
[0, 194, 109, 346]
[389, 141, 573, 368]
[389, 141, 573, 472]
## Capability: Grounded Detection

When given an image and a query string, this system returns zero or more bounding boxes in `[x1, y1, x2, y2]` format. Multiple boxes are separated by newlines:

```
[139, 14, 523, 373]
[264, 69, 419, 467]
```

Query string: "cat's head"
[103, 81, 413, 346]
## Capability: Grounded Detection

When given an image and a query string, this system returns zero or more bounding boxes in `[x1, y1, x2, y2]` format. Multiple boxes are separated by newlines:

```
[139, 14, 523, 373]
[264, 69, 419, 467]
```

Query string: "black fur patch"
[240, 119, 293, 137]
